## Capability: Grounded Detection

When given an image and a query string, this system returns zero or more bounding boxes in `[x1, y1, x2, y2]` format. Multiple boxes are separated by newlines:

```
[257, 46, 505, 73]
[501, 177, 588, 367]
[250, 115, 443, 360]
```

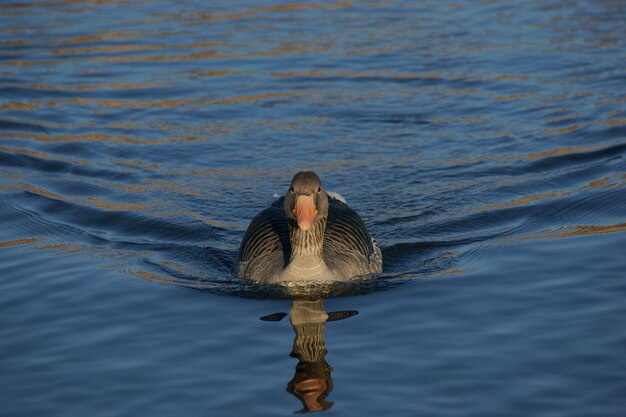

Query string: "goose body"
[236, 172, 382, 284]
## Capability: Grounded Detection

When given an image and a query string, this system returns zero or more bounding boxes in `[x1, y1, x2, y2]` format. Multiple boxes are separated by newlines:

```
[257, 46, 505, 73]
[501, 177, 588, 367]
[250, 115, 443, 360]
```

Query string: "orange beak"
[294, 194, 317, 231]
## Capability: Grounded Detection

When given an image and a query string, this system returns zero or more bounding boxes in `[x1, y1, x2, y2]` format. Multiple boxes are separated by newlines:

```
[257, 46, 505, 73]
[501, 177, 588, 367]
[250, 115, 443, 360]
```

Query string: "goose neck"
[289, 217, 326, 263]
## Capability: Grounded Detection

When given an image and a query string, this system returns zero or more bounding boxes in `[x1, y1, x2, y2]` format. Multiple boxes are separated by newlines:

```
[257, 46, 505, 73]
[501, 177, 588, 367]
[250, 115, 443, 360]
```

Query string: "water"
[1, 1, 625, 415]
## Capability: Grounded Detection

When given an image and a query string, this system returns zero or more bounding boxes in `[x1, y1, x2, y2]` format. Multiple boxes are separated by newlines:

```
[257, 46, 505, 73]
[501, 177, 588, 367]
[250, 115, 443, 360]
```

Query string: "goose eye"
[290, 186, 295, 193]
[317, 186, 321, 193]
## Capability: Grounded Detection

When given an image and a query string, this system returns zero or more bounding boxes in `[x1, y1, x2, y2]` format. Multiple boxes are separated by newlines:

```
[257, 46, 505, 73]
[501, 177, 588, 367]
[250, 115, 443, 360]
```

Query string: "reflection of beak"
[294, 378, 328, 412]
[294, 195, 317, 231]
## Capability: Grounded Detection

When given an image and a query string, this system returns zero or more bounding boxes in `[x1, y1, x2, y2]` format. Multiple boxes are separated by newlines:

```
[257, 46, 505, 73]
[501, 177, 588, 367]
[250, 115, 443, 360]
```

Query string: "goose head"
[284, 171, 329, 231]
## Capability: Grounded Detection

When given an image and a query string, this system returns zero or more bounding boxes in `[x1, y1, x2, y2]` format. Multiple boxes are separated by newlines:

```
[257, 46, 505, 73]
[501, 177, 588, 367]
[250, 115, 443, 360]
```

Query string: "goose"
[236, 171, 382, 284]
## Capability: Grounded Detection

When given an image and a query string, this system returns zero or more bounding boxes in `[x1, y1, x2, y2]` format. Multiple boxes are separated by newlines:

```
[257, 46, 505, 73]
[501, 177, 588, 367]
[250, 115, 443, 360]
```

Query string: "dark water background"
[1, 1, 625, 416]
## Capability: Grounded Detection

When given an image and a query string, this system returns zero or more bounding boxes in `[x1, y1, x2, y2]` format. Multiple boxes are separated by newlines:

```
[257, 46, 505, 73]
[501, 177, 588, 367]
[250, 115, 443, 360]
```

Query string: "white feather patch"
[267, 193, 281, 206]
[326, 191, 347, 204]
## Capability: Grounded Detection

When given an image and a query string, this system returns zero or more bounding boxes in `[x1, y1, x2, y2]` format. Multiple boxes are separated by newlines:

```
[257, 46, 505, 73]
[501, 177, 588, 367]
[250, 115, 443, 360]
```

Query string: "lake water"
[1, 1, 625, 415]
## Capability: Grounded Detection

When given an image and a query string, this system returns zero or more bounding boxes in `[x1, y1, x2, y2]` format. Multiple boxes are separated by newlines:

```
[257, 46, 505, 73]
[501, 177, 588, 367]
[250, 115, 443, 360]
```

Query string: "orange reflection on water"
[56, 38, 229, 57]
[493, 74, 531, 80]
[448, 141, 623, 167]
[546, 223, 626, 239]
[109, 159, 159, 171]
[16, 182, 67, 201]
[545, 123, 585, 135]
[0, 237, 41, 248]
[0, 145, 89, 165]
[134, 270, 194, 286]
[91, 50, 226, 63]
[476, 173, 624, 213]
[586, 177, 610, 188]
[0, 101, 40, 110]
[494, 92, 539, 101]
[12, 182, 163, 213]
[526, 145, 590, 160]
[85, 197, 146, 211]
[60, 31, 141, 45]
[33, 92, 306, 109]
[31, 243, 83, 255]
[4, 131, 166, 145]
[53, 44, 164, 55]
[169, 209, 240, 229]
[0, 40, 25, 46]
[29, 242, 135, 260]
[477, 190, 571, 212]
[65, 97, 201, 109]
[603, 118, 626, 126]
[186, 69, 244, 78]
[145, 179, 200, 197]
[153, 1, 352, 25]
[8, 60, 57, 67]
[214, 91, 306, 105]
[24, 82, 169, 91]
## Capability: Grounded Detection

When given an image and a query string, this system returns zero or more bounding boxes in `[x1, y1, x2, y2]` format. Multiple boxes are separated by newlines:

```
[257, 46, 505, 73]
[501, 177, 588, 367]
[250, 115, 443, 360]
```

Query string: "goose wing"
[323, 196, 382, 276]
[236, 198, 289, 281]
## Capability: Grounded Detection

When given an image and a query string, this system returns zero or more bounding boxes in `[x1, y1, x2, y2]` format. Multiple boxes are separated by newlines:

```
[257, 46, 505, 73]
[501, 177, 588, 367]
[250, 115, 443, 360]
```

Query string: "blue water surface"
[1, 1, 625, 416]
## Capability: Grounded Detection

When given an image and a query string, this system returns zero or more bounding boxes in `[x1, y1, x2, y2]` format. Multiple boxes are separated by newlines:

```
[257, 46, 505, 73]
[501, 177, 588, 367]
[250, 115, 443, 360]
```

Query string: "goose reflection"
[261, 298, 358, 413]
